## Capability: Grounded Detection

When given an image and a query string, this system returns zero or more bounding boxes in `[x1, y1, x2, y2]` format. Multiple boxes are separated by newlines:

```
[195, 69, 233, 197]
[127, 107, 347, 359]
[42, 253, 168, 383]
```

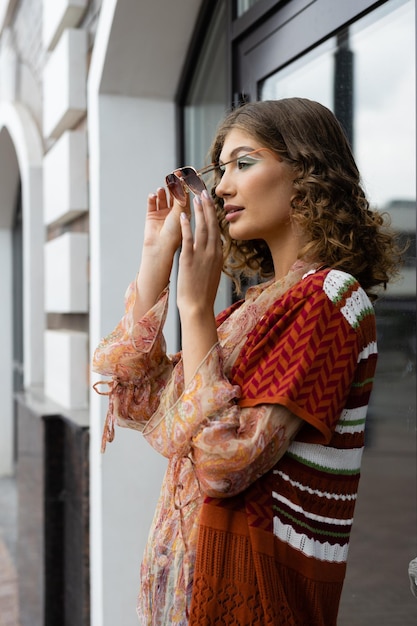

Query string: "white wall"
[21, 160, 44, 388]
[89, 93, 176, 626]
[0, 0, 19, 33]
[0, 229, 13, 474]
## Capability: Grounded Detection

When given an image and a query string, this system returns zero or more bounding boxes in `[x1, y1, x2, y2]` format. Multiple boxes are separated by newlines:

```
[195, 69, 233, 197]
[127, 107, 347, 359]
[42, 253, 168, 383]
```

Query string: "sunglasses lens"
[166, 173, 186, 203]
[181, 167, 207, 196]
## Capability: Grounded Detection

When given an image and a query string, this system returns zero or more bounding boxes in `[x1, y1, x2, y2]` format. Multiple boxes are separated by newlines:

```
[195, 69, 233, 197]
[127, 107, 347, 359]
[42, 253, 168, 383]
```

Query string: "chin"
[229, 224, 251, 239]
[230, 228, 262, 242]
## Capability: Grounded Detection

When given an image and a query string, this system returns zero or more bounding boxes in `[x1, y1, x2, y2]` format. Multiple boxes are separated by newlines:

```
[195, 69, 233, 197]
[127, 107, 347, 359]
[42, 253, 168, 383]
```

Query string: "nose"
[215, 171, 233, 199]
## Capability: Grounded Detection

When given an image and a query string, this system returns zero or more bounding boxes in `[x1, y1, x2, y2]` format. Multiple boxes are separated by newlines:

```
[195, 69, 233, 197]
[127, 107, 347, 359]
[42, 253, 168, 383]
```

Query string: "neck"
[270, 241, 303, 281]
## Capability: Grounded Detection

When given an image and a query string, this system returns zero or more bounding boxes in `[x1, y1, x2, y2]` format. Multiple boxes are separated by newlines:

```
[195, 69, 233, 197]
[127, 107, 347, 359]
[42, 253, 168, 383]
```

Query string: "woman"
[93, 98, 400, 625]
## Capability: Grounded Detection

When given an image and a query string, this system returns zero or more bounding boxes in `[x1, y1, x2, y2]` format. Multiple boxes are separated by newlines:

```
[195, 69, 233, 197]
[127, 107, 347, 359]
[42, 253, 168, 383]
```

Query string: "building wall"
[8, 0, 44, 124]
[0, 0, 202, 624]
[0, 1, 415, 625]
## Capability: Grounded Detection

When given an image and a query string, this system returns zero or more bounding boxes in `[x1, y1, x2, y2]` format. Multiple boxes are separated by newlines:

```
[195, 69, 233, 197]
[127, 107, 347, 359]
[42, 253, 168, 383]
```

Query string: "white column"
[87, 0, 204, 620]
[0, 229, 13, 475]
[21, 163, 44, 388]
[88, 91, 178, 626]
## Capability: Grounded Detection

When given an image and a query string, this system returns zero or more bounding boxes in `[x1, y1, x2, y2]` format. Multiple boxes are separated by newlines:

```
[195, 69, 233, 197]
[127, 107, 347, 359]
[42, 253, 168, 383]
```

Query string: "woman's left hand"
[177, 190, 224, 384]
[177, 190, 223, 316]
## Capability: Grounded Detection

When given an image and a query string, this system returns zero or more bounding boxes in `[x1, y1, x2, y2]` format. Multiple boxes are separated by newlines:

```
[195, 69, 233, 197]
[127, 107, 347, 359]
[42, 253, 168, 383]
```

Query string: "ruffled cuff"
[94, 363, 172, 452]
[92, 281, 173, 451]
[92, 282, 170, 379]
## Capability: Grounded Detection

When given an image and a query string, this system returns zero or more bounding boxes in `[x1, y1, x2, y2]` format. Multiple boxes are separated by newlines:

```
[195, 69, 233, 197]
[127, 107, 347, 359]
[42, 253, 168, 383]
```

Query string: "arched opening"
[0, 101, 44, 387]
[0, 103, 43, 475]
[0, 125, 20, 475]
[0, 102, 42, 624]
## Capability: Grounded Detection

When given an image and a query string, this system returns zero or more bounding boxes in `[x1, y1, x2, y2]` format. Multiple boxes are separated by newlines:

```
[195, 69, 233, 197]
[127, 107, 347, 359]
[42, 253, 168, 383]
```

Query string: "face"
[215, 128, 298, 252]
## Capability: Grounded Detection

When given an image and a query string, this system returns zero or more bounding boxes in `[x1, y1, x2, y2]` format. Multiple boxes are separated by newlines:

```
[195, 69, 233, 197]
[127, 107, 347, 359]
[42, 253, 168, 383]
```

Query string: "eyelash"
[218, 156, 258, 176]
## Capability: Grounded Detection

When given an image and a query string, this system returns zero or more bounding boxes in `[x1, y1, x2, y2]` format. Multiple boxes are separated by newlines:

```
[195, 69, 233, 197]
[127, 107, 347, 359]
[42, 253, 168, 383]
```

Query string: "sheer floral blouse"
[92, 264, 312, 625]
[92, 261, 376, 626]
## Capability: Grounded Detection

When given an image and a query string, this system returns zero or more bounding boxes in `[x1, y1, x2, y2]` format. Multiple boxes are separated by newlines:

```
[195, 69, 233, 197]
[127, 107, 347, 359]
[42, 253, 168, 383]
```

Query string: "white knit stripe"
[272, 492, 354, 526]
[340, 288, 373, 329]
[273, 519, 349, 562]
[335, 406, 367, 434]
[323, 270, 373, 330]
[323, 269, 355, 304]
[272, 469, 357, 501]
[340, 405, 367, 421]
[357, 340, 377, 362]
[288, 441, 363, 473]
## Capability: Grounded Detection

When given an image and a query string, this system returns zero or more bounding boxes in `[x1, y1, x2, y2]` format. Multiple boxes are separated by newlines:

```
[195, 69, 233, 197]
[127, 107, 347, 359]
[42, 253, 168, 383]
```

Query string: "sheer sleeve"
[92, 281, 177, 450]
[142, 342, 301, 495]
[191, 403, 301, 497]
[142, 343, 240, 456]
[92, 280, 173, 379]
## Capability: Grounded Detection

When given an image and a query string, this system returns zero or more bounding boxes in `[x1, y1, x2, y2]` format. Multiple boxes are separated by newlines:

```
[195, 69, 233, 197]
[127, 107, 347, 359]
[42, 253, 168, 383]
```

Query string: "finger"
[179, 211, 194, 254]
[193, 195, 208, 247]
[201, 190, 221, 244]
[156, 187, 169, 211]
[147, 192, 158, 213]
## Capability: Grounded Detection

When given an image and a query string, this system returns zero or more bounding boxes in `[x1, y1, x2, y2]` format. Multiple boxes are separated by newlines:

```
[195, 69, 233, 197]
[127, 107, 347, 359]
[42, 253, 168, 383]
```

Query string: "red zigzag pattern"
[231, 290, 360, 438]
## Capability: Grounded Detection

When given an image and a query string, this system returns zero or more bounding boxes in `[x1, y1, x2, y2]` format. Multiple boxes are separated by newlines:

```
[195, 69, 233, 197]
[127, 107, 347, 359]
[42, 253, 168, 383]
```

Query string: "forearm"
[179, 308, 219, 386]
[133, 189, 186, 319]
[177, 193, 224, 384]
[134, 249, 175, 320]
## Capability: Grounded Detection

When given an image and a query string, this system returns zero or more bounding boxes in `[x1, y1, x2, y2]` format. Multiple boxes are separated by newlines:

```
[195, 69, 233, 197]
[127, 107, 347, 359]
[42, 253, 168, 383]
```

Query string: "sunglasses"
[165, 148, 268, 204]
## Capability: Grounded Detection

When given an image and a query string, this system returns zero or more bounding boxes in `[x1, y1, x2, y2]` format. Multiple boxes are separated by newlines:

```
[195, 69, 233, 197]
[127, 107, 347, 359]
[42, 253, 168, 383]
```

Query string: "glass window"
[260, 0, 415, 212]
[260, 1, 416, 622]
[259, 0, 416, 361]
[182, 1, 230, 314]
[236, 0, 263, 18]
[183, 3, 228, 168]
[261, 37, 336, 108]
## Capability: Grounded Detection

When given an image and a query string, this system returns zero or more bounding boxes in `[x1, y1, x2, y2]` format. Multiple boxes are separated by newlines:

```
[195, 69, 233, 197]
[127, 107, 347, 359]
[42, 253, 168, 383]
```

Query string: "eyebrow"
[219, 145, 257, 164]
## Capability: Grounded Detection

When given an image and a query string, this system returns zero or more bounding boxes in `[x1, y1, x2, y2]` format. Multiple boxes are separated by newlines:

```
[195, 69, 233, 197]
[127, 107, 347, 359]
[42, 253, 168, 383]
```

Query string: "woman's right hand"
[134, 187, 189, 319]
[143, 187, 189, 256]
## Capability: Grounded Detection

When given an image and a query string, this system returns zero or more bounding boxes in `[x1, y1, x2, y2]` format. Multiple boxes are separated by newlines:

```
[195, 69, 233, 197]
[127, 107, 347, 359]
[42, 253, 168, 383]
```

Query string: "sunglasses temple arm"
[197, 148, 271, 176]
[197, 163, 218, 176]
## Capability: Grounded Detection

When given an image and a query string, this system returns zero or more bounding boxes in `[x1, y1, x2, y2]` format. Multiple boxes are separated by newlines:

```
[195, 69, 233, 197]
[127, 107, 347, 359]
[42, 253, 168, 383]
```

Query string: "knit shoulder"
[290, 269, 374, 330]
[322, 269, 375, 330]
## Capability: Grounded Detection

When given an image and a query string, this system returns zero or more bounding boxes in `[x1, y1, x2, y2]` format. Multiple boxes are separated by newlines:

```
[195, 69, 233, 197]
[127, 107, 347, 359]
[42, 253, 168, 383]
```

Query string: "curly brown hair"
[207, 98, 402, 299]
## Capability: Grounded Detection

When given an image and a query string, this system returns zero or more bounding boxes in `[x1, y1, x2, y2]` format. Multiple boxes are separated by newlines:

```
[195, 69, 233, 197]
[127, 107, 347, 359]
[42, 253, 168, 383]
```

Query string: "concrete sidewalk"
[0, 477, 20, 626]
[0, 542, 19, 626]
[338, 418, 417, 625]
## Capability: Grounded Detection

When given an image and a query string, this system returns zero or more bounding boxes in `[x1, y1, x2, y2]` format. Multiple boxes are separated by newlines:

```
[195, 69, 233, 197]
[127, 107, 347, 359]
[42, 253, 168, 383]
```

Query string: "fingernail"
[202, 190, 210, 200]
[194, 195, 202, 205]
[180, 212, 188, 220]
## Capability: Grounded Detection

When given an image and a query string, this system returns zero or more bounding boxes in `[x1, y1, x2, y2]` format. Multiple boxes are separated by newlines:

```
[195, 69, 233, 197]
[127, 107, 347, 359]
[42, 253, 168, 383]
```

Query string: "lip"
[224, 204, 244, 220]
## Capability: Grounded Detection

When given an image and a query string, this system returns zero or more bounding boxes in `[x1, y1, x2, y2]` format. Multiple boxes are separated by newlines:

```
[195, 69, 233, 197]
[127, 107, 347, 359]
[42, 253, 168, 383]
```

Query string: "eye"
[217, 154, 261, 176]
[236, 155, 259, 170]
